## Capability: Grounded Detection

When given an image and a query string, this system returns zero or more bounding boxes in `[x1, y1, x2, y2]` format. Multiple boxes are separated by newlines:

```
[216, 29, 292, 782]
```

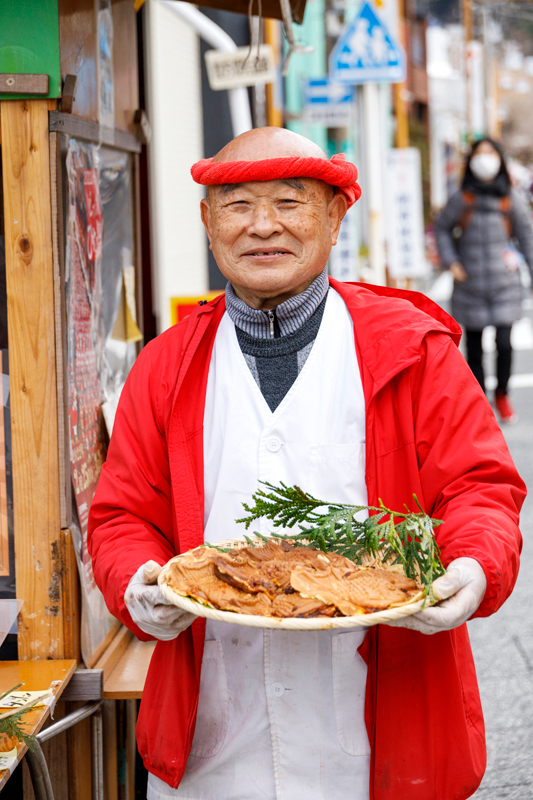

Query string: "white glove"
[124, 560, 196, 641]
[386, 557, 487, 636]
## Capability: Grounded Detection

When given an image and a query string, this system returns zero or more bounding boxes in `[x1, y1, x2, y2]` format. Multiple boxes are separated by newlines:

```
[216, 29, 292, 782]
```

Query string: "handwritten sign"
[0, 748, 18, 772]
[205, 45, 275, 90]
[0, 689, 52, 709]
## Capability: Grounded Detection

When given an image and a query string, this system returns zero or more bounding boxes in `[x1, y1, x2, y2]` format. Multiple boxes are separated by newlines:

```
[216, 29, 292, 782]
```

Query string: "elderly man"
[88, 128, 524, 800]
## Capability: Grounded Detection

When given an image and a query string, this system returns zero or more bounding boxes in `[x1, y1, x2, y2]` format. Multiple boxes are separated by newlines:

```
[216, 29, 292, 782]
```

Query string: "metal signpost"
[329, 1, 407, 286]
[300, 78, 357, 280]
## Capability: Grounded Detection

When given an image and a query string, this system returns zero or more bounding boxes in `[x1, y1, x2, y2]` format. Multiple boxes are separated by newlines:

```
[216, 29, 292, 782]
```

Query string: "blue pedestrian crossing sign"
[329, 1, 406, 84]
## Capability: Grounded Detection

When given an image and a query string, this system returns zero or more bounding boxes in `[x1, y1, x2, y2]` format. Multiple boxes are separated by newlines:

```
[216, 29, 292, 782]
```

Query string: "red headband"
[190, 153, 362, 208]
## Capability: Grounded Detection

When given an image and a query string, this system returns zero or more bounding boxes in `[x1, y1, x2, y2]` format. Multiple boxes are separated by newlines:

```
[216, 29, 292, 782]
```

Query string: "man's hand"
[124, 560, 196, 641]
[450, 261, 468, 282]
[386, 557, 487, 635]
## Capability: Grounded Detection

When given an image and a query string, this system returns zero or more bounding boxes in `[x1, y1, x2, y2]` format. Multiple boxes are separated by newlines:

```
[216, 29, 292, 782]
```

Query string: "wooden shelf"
[103, 639, 155, 699]
[0, 659, 77, 789]
[94, 626, 155, 700]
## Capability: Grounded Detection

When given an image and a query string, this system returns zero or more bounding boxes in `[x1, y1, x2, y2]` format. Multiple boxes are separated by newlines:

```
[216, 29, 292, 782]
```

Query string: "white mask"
[469, 152, 501, 182]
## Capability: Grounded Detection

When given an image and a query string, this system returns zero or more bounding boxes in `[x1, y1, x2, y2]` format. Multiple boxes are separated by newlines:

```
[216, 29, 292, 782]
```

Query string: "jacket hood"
[329, 279, 462, 394]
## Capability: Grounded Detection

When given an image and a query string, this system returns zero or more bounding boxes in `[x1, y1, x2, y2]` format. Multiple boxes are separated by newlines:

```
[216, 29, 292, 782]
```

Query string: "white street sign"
[205, 45, 276, 91]
[385, 148, 428, 279]
[302, 78, 355, 126]
[329, 205, 358, 281]
[329, 1, 405, 85]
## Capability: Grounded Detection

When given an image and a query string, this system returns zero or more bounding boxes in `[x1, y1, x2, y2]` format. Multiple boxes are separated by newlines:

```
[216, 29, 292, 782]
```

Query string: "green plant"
[236, 482, 445, 600]
[0, 684, 50, 751]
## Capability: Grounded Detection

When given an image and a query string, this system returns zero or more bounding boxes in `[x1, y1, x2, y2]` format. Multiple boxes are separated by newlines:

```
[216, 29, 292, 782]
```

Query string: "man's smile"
[240, 246, 295, 261]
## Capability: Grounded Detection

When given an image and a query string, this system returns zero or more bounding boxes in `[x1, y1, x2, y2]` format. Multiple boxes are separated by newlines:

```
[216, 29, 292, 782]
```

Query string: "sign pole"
[328, 0, 406, 286]
[363, 82, 386, 286]
[394, 0, 409, 148]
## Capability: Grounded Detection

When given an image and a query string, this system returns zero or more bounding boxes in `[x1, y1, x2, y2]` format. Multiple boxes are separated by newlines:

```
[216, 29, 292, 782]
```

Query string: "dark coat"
[435, 189, 533, 329]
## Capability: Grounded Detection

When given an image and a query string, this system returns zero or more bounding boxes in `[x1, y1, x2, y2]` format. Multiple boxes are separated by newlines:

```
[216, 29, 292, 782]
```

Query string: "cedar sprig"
[236, 482, 445, 599]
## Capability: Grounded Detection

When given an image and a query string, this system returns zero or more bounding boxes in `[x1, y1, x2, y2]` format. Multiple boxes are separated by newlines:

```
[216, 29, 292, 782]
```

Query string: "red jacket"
[88, 279, 525, 799]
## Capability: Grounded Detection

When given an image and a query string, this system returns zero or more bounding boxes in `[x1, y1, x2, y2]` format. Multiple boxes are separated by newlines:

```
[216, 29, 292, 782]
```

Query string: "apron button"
[266, 437, 282, 452]
[271, 682, 286, 697]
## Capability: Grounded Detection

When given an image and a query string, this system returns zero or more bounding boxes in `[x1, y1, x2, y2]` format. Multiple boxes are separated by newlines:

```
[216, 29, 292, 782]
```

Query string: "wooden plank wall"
[0, 99, 65, 660]
[57, 0, 98, 122]
[112, 0, 140, 134]
[58, 0, 139, 133]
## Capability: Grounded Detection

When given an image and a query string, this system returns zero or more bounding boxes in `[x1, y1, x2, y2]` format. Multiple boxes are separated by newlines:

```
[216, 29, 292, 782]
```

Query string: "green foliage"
[236, 482, 445, 600]
[0, 684, 41, 752]
[0, 709, 37, 751]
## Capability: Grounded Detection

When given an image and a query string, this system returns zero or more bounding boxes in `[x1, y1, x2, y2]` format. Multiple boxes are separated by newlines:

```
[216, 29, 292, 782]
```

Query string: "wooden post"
[265, 19, 283, 128]
[463, 0, 474, 43]
[0, 99, 64, 660]
[394, 0, 409, 149]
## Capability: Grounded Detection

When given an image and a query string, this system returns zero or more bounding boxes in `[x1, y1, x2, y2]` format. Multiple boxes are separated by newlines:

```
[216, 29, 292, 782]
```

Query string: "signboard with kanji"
[385, 148, 428, 279]
[205, 45, 276, 90]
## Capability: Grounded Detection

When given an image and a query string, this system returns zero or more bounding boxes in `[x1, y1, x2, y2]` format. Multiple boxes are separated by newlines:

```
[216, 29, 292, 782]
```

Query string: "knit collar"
[225, 269, 329, 339]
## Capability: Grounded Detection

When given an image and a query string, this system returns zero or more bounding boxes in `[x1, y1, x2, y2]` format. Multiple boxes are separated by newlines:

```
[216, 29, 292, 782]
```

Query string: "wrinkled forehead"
[207, 177, 334, 201]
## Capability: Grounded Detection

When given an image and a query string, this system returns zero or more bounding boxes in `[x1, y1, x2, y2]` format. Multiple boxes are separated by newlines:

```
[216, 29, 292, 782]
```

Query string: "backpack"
[453, 190, 513, 239]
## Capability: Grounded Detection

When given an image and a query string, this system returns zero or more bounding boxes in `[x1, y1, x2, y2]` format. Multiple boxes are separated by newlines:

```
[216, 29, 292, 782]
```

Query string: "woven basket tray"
[158, 537, 429, 630]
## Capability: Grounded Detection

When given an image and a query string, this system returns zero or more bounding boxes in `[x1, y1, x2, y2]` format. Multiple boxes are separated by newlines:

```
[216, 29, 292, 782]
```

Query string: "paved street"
[467, 313, 533, 799]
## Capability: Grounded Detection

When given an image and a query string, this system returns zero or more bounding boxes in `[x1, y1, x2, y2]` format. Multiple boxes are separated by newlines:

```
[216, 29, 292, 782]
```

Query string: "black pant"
[466, 326, 512, 394]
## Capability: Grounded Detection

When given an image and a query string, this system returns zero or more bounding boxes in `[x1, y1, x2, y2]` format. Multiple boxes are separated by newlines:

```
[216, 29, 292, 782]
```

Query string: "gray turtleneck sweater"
[225, 269, 329, 412]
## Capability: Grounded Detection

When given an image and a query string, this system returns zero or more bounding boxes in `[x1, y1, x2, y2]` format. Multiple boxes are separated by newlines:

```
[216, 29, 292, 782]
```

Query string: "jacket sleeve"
[412, 333, 525, 617]
[434, 191, 464, 269]
[88, 344, 176, 640]
[510, 189, 533, 277]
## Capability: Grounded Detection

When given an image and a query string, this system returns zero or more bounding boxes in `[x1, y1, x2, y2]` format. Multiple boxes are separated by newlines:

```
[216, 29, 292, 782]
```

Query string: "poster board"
[61, 136, 140, 665]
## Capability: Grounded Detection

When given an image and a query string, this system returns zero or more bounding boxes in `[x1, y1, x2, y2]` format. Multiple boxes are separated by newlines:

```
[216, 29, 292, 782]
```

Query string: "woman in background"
[435, 138, 533, 423]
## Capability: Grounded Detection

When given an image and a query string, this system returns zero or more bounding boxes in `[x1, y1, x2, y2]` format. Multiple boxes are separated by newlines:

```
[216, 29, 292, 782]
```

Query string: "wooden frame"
[0, 353, 9, 576]
[49, 111, 141, 154]
[1, 99, 66, 660]
[50, 130, 71, 530]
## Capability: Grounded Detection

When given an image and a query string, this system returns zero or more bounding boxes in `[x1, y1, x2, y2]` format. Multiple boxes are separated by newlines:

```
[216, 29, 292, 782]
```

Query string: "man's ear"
[328, 192, 348, 245]
[200, 198, 213, 248]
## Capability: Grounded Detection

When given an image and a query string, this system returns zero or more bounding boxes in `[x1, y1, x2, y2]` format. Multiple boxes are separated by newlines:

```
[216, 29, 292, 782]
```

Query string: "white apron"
[148, 288, 370, 800]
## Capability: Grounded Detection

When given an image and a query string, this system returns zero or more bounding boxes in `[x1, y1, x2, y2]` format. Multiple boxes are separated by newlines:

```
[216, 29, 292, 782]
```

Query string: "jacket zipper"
[267, 310, 275, 338]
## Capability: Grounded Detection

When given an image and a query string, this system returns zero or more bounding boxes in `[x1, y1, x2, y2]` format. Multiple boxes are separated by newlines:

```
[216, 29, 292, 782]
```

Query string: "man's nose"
[246, 204, 284, 238]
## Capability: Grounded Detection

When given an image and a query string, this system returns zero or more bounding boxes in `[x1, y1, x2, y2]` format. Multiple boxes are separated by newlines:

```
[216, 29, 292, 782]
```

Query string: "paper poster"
[83, 170, 103, 262]
[111, 262, 142, 344]
[101, 383, 124, 438]
[65, 139, 138, 664]
[67, 195, 106, 543]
